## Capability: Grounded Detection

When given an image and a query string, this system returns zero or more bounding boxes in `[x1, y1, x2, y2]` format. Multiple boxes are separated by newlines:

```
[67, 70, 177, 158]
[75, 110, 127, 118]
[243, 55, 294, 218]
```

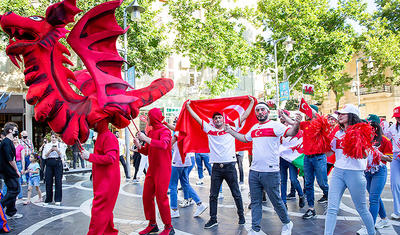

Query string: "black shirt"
[0, 137, 18, 179]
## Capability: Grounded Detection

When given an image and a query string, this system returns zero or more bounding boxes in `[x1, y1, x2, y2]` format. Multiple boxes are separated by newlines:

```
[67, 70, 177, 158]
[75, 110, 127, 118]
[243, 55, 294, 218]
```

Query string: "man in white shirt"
[186, 96, 255, 229]
[114, 131, 130, 182]
[225, 102, 301, 235]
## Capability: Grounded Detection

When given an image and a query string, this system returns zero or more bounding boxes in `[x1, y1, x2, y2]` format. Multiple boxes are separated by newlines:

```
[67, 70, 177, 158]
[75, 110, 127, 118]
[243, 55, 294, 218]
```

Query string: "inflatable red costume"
[0, 0, 174, 234]
[87, 119, 119, 235]
[137, 108, 173, 235]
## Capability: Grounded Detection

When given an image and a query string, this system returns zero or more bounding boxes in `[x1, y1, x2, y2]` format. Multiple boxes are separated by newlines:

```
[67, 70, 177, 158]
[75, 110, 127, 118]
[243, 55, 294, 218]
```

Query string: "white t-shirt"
[118, 139, 125, 156]
[331, 130, 367, 170]
[245, 120, 289, 172]
[172, 132, 193, 167]
[387, 124, 400, 153]
[202, 121, 237, 163]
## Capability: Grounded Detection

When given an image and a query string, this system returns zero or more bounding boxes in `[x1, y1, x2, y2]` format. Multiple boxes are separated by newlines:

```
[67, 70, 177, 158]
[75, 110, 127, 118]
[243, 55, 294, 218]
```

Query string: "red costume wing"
[67, 0, 137, 108]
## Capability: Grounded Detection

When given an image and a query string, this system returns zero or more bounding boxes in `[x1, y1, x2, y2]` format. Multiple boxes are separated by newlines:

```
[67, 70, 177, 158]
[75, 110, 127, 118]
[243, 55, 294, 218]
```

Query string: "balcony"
[359, 85, 392, 95]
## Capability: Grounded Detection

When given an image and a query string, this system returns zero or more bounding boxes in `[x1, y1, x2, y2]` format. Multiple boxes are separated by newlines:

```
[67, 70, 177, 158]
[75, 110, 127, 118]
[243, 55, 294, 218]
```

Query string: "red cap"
[393, 106, 400, 118]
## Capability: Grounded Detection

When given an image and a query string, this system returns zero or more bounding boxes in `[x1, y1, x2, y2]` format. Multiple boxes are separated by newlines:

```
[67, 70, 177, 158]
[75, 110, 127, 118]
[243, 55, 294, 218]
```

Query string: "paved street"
[3, 164, 400, 235]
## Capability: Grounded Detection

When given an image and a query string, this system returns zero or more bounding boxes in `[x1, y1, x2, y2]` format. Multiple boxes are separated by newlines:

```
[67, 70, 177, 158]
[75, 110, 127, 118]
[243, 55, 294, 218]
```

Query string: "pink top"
[15, 144, 24, 161]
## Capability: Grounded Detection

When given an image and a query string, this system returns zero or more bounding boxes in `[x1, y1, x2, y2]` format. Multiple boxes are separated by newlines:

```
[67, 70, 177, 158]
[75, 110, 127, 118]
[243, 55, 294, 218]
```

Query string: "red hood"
[148, 108, 164, 128]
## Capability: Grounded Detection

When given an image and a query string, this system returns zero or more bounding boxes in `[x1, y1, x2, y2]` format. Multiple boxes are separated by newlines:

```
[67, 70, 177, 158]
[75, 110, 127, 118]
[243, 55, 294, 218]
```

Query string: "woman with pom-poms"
[324, 104, 375, 235]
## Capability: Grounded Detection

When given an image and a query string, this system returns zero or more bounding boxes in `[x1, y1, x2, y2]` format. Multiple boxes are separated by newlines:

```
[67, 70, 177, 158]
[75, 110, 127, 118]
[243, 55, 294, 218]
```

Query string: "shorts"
[28, 176, 40, 187]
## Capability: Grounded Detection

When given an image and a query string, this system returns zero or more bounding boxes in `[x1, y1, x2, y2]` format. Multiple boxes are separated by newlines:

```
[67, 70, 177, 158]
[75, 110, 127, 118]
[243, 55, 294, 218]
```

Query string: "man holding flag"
[298, 98, 329, 220]
[225, 102, 301, 235]
[185, 96, 255, 229]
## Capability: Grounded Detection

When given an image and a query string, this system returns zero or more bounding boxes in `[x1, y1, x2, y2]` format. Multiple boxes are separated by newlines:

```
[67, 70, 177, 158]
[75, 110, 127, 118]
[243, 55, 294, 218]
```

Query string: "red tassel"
[343, 123, 374, 159]
[303, 115, 332, 153]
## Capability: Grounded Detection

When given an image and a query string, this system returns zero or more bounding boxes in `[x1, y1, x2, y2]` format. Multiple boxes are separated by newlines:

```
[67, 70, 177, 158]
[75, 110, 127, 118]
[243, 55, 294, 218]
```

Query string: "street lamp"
[355, 56, 374, 107]
[122, 0, 145, 179]
[272, 36, 295, 108]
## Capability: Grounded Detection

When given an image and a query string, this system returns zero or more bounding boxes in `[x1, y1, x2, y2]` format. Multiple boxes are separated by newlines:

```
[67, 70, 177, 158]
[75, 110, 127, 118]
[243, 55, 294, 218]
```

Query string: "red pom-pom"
[343, 123, 374, 159]
[303, 115, 332, 153]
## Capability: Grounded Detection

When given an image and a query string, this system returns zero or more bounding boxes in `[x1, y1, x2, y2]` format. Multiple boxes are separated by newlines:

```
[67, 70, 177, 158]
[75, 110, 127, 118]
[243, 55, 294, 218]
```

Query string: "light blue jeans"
[365, 165, 387, 224]
[169, 166, 201, 209]
[391, 153, 400, 216]
[195, 153, 212, 179]
[324, 168, 375, 235]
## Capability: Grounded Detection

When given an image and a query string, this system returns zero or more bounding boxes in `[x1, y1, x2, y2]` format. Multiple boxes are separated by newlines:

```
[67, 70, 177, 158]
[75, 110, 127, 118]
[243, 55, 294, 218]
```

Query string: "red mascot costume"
[81, 119, 120, 234]
[0, 0, 174, 234]
[135, 108, 173, 235]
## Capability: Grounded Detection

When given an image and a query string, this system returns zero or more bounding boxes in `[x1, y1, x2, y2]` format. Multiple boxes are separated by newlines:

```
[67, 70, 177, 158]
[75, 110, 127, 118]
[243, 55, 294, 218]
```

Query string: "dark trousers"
[45, 158, 63, 203]
[1, 177, 20, 216]
[236, 152, 244, 183]
[119, 155, 129, 178]
[210, 162, 244, 221]
[133, 153, 141, 179]
[73, 152, 85, 169]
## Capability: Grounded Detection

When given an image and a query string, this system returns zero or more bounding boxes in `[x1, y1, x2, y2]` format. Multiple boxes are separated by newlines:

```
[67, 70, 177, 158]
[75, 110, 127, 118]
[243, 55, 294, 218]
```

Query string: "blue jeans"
[187, 156, 196, 176]
[391, 153, 400, 215]
[195, 153, 212, 179]
[324, 168, 375, 235]
[249, 170, 290, 232]
[365, 165, 387, 224]
[280, 158, 303, 203]
[169, 166, 201, 209]
[3, 161, 23, 199]
[304, 154, 329, 207]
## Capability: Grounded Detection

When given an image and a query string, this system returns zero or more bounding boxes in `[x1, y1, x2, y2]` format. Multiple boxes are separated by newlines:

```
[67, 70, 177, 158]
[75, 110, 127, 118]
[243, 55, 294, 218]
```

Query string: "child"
[23, 154, 42, 205]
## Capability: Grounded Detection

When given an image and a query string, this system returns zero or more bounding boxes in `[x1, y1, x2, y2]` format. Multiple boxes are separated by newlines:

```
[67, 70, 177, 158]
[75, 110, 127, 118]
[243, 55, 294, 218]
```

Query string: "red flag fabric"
[175, 96, 258, 161]
[299, 98, 313, 119]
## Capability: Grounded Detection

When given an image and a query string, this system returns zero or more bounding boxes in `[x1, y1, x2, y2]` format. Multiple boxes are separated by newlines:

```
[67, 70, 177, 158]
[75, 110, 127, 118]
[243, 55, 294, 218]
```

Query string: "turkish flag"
[299, 98, 313, 119]
[175, 96, 258, 162]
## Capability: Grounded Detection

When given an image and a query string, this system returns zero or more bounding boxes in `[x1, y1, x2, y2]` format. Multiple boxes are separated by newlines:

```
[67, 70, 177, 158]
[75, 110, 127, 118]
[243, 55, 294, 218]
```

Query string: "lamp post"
[268, 36, 295, 108]
[122, 0, 145, 180]
[355, 56, 374, 107]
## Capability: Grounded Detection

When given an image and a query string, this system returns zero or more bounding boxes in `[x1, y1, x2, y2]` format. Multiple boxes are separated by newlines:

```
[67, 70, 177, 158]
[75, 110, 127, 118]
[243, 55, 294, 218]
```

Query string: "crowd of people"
[1, 99, 400, 235]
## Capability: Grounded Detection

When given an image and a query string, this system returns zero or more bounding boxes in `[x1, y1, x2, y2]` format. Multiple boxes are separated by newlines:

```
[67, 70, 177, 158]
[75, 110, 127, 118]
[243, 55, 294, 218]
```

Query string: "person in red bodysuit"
[81, 119, 120, 235]
[134, 108, 174, 235]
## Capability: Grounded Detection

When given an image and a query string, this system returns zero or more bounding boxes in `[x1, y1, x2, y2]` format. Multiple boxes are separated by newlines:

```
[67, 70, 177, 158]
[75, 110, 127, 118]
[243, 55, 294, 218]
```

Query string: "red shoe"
[159, 226, 175, 235]
[138, 224, 159, 235]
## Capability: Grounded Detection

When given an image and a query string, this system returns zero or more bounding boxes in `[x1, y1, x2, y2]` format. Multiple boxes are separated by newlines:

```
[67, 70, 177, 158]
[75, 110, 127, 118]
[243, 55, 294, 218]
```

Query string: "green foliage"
[0, 0, 170, 78]
[359, 0, 400, 87]
[168, 0, 261, 95]
[284, 99, 299, 111]
[257, 0, 363, 107]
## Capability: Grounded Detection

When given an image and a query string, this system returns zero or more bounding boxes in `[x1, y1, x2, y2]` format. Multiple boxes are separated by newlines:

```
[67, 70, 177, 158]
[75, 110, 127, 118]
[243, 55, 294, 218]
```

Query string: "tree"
[0, 0, 171, 78]
[168, 0, 261, 96]
[358, 0, 400, 87]
[256, 0, 366, 109]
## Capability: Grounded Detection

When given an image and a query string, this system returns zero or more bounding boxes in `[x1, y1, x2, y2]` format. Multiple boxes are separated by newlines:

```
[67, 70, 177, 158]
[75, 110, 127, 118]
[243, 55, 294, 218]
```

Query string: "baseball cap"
[328, 113, 338, 120]
[367, 114, 380, 124]
[336, 104, 360, 117]
[393, 106, 400, 118]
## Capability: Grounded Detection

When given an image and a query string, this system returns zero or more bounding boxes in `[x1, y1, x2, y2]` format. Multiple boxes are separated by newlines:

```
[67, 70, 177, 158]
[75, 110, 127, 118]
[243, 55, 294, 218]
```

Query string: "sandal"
[23, 201, 31, 205]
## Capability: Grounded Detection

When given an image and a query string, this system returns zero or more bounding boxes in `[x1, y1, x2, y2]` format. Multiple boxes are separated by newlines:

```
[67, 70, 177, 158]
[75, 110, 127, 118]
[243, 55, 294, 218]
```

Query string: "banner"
[279, 81, 290, 101]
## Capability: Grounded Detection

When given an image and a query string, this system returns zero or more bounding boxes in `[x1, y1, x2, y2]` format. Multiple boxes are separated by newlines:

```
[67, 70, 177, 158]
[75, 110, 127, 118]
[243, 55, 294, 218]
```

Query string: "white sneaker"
[356, 226, 368, 235]
[188, 198, 196, 205]
[55, 202, 61, 206]
[375, 218, 390, 229]
[281, 221, 293, 235]
[7, 213, 23, 219]
[171, 209, 180, 218]
[218, 192, 224, 199]
[248, 228, 262, 235]
[131, 179, 139, 184]
[196, 179, 204, 185]
[391, 213, 400, 220]
[179, 199, 190, 208]
[193, 203, 207, 217]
